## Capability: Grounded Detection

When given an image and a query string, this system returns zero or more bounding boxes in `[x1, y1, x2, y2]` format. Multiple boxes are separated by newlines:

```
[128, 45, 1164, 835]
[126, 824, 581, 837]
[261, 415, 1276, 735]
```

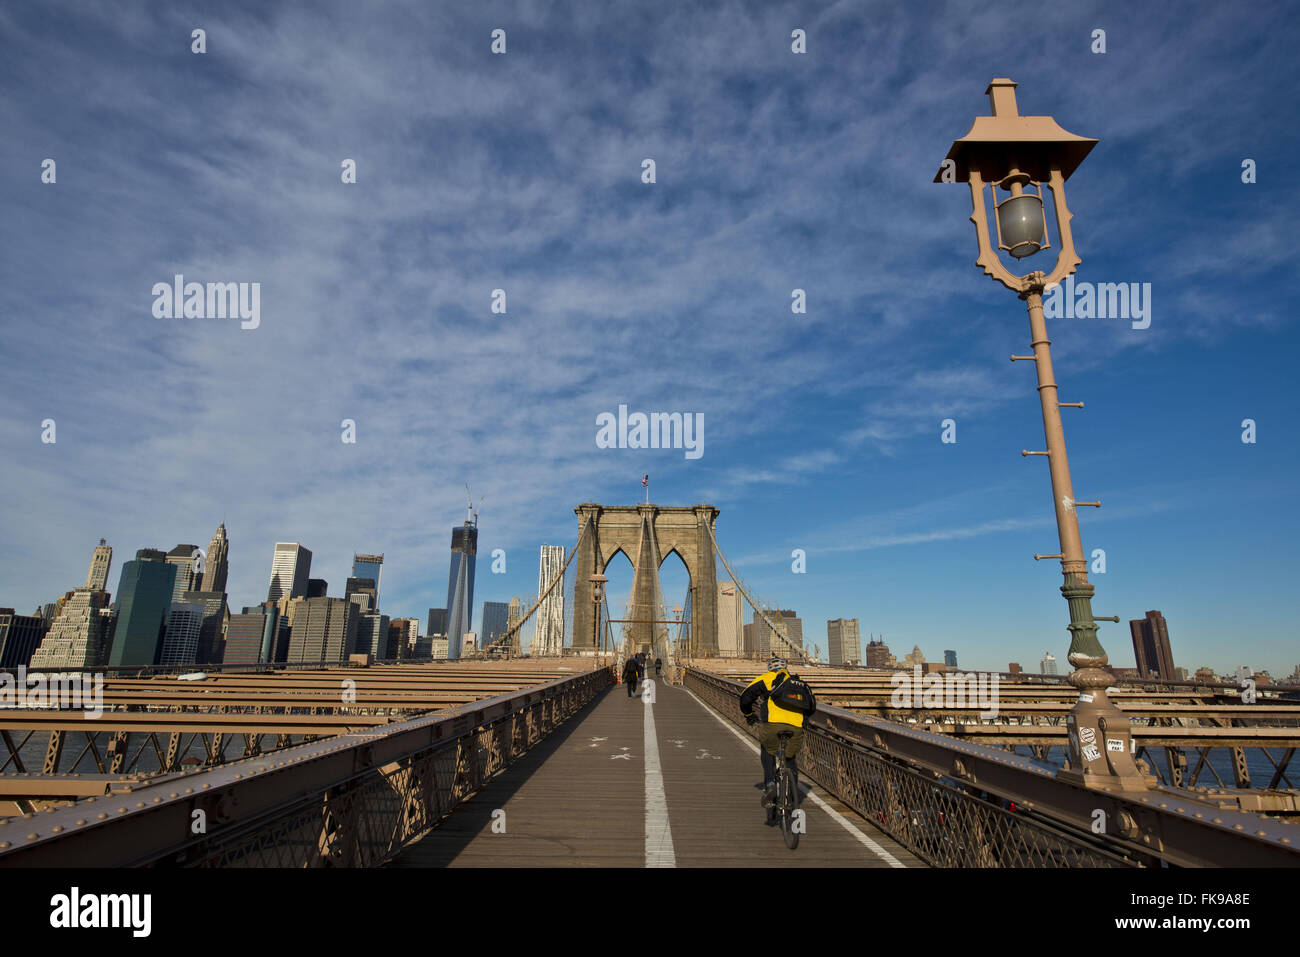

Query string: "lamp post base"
[1062, 656, 1156, 791]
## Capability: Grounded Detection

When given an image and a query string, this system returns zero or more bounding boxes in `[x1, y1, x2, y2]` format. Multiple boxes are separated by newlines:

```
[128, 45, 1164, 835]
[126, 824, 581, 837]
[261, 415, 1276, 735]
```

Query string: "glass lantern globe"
[997, 193, 1046, 258]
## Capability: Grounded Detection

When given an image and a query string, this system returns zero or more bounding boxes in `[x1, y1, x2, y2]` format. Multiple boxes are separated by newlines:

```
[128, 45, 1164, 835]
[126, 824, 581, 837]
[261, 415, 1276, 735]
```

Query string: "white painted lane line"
[643, 683, 676, 867]
[681, 686, 908, 869]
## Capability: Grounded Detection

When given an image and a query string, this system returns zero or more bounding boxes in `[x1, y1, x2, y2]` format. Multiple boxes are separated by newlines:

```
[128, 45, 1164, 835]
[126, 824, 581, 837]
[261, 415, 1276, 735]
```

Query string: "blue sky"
[1, 1, 1297, 675]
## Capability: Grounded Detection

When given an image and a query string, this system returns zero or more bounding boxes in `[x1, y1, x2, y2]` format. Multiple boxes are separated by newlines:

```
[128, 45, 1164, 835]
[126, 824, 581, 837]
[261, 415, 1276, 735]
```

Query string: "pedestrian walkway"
[393, 676, 922, 867]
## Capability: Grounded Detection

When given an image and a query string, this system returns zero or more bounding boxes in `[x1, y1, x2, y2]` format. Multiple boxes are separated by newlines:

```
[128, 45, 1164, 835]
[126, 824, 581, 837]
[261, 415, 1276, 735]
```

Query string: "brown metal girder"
[0, 668, 608, 867]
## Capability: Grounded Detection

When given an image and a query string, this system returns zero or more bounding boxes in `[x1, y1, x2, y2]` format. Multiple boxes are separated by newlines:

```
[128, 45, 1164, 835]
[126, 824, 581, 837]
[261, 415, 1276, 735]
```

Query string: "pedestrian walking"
[622, 657, 639, 697]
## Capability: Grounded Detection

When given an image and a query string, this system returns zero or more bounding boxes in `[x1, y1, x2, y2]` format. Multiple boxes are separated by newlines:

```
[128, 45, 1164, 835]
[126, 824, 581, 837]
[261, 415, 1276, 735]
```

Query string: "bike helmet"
[768, 655, 788, 672]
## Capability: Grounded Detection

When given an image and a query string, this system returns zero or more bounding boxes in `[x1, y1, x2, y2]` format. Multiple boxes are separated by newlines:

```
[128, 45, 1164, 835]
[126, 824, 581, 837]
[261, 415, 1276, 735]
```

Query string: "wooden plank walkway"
[392, 677, 923, 868]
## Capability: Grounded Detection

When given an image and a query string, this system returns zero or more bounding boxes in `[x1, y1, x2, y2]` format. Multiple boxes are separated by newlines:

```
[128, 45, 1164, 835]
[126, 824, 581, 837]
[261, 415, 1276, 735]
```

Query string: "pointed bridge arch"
[572, 504, 720, 656]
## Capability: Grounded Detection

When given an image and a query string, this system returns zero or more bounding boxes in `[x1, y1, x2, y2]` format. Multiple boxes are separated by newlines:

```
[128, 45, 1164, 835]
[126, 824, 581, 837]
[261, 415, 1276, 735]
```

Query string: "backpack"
[768, 672, 817, 716]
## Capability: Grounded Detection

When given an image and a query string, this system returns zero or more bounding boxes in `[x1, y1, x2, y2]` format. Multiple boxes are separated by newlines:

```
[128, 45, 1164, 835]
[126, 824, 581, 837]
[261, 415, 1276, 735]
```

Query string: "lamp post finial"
[986, 78, 1020, 117]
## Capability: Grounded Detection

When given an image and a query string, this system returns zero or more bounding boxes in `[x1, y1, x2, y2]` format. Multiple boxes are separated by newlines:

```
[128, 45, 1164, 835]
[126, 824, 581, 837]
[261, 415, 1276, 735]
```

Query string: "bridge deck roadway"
[393, 678, 923, 868]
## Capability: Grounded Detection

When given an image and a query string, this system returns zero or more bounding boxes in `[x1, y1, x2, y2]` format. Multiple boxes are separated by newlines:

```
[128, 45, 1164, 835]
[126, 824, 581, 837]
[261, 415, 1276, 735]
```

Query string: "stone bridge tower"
[572, 503, 719, 656]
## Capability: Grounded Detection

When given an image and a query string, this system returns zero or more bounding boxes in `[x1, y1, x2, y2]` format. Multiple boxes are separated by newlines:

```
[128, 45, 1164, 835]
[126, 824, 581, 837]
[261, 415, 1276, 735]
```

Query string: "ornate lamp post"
[936, 79, 1151, 791]
[589, 574, 608, 666]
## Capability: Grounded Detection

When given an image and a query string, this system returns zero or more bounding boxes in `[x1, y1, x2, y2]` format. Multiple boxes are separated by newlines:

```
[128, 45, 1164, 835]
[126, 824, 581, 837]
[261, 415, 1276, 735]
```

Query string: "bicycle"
[759, 727, 801, 850]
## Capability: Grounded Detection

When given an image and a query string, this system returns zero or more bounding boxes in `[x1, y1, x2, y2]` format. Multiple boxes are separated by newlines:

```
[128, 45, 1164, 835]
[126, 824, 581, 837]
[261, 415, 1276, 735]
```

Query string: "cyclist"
[740, 655, 806, 826]
[654, 657, 663, 678]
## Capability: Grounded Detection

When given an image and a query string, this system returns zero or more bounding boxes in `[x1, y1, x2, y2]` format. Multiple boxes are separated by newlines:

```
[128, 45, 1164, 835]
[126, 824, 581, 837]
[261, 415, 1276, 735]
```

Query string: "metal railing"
[685, 668, 1300, 867]
[0, 667, 611, 867]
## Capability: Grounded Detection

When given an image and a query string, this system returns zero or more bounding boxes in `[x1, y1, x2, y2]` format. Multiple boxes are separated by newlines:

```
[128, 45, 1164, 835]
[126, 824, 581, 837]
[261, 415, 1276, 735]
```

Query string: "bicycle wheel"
[778, 767, 799, 850]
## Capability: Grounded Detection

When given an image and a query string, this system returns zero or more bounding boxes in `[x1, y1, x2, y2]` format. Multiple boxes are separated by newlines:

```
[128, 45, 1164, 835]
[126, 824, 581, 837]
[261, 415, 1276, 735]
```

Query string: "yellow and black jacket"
[739, 669, 805, 728]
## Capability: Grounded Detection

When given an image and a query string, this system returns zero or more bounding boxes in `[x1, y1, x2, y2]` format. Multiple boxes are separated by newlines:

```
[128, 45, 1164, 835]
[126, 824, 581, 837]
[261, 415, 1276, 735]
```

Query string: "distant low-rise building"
[864, 638, 892, 669]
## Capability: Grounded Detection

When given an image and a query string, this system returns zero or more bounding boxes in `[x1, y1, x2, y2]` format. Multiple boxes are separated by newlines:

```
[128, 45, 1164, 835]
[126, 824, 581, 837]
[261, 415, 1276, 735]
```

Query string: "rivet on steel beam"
[169, 792, 178, 798]
[97, 813, 107, 820]
[51, 826, 62, 833]
[26, 834, 37, 840]
[1234, 824, 1243, 831]
[117, 808, 126, 813]
[0, 842, 7, 849]
[75, 819, 86, 826]
[135, 802, 144, 808]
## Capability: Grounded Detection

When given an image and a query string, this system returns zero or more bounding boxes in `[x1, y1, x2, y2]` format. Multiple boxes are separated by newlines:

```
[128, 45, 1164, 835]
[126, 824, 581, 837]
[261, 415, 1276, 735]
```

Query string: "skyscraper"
[445, 518, 478, 659]
[108, 551, 177, 667]
[427, 607, 447, 637]
[356, 611, 391, 658]
[200, 522, 229, 594]
[345, 577, 378, 613]
[717, 582, 742, 656]
[287, 597, 359, 664]
[268, 543, 312, 603]
[307, 578, 328, 598]
[534, 545, 565, 657]
[180, 589, 228, 663]
[752, 608, 774, 656]
[85, 539, 113, 591]
[506, 597, 523, 656]
[0, 609, 47, 668]
[480, 601, 510, 649]
[159, 601, 205, 666]
[1129, 610, 1176, 680]
[29, 589, 113, 668]
[944, 650, 959, 669]
[166, 544, 201, 604]
[352, 554, 383, 608]
[388, 618, 419, 659]
[827, 618, 861, 667]
[777, 609, 803, 648]
[224, 605, 278, 665]
[1040, 652, 1058, 675]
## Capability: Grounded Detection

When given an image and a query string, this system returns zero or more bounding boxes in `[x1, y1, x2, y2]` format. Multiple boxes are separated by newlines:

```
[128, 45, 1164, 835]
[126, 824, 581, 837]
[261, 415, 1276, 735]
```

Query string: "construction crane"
[465, 483, 483, 526]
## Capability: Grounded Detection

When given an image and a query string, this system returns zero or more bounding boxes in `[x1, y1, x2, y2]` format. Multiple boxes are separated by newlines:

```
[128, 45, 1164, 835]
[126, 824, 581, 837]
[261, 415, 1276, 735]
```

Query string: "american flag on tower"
[642, 475, 649, 487]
